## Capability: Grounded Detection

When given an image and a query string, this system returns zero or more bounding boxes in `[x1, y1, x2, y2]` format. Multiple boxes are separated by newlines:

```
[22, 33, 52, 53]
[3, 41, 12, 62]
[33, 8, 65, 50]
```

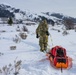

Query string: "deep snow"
[0, 24, 76, 75]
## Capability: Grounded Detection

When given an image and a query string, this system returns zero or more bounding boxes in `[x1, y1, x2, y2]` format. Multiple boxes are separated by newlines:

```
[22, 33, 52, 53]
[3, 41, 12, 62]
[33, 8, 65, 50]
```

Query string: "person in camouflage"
[36, 20, 49, 52]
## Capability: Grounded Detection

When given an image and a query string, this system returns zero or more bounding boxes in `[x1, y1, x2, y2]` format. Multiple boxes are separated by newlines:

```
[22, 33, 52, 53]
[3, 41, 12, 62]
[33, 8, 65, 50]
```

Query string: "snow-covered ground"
[0, 24, 76, 75]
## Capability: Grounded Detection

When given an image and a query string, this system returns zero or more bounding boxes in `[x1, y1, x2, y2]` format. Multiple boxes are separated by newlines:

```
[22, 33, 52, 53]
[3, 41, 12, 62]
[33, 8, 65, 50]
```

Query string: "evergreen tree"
[8, 17, 13, 26]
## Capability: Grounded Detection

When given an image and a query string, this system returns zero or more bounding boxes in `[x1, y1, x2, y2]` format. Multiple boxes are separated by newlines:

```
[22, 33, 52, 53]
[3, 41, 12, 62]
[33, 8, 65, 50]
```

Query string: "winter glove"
[36, 34, 39, 38]
[46, 31, 49, 36]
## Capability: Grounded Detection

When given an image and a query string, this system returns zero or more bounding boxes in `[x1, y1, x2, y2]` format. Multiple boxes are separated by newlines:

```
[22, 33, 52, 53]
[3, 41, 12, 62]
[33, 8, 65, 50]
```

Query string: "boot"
[44, 47, 47, 51]
[40, 48, 44, 52]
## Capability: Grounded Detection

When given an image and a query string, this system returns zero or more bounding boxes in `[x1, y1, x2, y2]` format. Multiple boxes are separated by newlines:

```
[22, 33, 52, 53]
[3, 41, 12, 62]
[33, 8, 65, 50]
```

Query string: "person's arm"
[46, 31, 49, 36]
[44, 23, 49, 36]
[36, 24, 40, 38]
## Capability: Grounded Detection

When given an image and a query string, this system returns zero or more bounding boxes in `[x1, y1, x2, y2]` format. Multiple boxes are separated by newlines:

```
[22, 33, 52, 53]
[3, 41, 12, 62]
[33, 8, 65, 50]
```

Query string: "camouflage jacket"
[36, 20, 48, 36]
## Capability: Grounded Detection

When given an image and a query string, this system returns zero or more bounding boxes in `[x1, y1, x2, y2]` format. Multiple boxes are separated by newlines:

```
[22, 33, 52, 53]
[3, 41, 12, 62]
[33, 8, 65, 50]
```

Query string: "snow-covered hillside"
[0, 23, 76, 75]
[0, 0, 76, 18]
[1, 4, 76, 25]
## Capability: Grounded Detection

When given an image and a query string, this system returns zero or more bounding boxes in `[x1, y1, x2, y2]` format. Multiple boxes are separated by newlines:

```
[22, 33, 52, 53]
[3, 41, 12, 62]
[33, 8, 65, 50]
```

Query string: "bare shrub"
[22, 25, 28, 32]
[63, 19, 74, 30]
[74, 25, 76, 32]
[10, 46, 16, 50]
[13, 35, 21, 43]
[16, 26, 20, 32]
[0, 59, 22, 75]
[62, 30, 69, 36]
[58, 30, 60, 32]
[0, 52, 4, 56]
[19, 33, 27, 39]
[14, 60, 22, 75]
[0, 30, 6, 32]
[0, 69, 2, 73]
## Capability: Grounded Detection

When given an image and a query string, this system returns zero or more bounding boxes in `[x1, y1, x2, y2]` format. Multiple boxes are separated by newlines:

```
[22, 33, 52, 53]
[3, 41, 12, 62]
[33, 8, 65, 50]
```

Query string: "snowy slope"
[0, 0, 76, 18]
[0, 24, 76, 75]
[1, 3, 76, 24]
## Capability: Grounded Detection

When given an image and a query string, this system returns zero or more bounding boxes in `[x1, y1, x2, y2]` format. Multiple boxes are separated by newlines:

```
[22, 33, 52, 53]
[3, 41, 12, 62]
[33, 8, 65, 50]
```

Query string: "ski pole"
[49, 33, 54, 47]
[47, 33, 54, 52]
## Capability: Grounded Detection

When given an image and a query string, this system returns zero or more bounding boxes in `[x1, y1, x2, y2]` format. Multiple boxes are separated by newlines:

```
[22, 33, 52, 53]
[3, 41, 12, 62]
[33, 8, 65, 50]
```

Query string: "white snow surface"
[0, 24, 76, 75]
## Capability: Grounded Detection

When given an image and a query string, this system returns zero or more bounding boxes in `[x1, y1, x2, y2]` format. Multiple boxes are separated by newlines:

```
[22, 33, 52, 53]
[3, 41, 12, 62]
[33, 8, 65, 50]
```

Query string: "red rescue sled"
[46, 46, 72, 70]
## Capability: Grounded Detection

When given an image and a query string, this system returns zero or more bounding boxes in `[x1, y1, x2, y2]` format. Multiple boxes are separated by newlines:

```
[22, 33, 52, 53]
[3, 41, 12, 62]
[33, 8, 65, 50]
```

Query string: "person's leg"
[44, 43, 47, 51]
[40, 43, 44, 52]
[44, 36, 48, 51]
[39, 36, 44, 52]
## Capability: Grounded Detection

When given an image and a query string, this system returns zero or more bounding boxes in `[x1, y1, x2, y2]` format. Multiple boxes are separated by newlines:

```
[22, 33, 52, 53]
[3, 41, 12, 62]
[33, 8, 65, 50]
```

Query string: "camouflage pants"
[39, 35, 48, 52]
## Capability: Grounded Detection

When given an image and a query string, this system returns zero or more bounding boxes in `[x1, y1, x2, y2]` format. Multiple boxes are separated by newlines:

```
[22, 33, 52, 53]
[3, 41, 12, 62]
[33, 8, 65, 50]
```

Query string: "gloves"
[36, 34, 39, 38]
[46, 31, 49, 36]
